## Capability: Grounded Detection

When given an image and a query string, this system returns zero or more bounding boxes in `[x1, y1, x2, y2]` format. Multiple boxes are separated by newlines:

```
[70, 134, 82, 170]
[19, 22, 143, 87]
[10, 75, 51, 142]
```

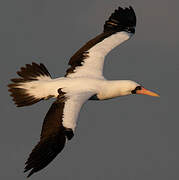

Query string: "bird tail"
[8, 62, 53, 107]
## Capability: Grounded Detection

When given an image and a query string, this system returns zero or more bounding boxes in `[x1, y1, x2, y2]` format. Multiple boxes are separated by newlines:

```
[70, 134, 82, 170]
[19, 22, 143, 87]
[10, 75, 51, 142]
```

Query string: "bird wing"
[65, 6, 136, 79]
[24, 89, 94, 177]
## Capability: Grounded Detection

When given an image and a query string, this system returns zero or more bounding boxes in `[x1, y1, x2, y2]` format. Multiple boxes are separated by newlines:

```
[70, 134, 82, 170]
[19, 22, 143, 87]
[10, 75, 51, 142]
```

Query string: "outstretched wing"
[24, 89, 94, 177]
[65, 6, 136, 79]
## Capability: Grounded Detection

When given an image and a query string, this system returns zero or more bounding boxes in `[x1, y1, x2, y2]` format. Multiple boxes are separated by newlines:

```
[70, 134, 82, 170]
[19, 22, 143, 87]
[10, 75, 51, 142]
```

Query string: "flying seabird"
[8, 6, 159, 177]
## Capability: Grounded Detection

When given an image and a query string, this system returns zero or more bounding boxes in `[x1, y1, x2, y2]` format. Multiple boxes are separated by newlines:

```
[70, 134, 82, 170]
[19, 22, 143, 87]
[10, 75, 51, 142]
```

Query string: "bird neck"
[97, 80, 138, 100]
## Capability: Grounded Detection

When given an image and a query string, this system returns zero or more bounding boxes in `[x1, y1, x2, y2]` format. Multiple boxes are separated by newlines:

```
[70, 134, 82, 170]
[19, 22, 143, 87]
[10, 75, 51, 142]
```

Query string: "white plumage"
[8, 6, 159, 177]
[67, 31, 132, 79]
[62, 91, 94, 130]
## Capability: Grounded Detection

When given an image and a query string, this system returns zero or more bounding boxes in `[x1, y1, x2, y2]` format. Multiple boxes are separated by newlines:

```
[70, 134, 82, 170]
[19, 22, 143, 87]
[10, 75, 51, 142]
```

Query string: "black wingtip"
[104, 5, 136, 33]
[24, 131, 66, 178]
[26, 170, 34, 178]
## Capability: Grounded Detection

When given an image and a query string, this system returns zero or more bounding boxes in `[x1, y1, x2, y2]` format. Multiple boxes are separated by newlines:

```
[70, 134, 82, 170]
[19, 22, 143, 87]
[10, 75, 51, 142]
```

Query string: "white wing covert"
[20, 6, 138, 178]
[65, 6, 136, 79]
[24, 89, 94, 177]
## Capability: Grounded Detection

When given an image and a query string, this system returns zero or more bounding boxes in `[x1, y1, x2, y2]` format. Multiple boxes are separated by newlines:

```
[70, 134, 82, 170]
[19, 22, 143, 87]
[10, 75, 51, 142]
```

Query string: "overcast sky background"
[1, 0, 179, 179]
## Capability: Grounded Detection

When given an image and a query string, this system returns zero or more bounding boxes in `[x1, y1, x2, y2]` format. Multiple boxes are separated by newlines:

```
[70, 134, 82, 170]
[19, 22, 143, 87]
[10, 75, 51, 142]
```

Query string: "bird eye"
[135, 86, 142, 90]
[131, 86, 142, 94]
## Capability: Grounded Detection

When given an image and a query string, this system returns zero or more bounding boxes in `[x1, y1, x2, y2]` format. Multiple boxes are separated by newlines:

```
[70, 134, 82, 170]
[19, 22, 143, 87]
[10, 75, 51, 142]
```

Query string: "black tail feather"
[8, 62, 51, 107]
[16, 62, 51, 80]
[8, 86, 43, 107]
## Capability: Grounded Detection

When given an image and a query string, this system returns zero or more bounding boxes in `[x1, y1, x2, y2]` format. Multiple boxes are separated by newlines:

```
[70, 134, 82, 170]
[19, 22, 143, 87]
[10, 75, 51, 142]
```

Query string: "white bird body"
[18, 76, 139, 101]
[8, 6, 159, 177]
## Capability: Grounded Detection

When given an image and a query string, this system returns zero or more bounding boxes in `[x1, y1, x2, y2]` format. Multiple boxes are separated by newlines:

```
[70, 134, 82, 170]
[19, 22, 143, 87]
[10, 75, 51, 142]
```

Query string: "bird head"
[131, 85, 159, 97]
[116, 80, 159, 97]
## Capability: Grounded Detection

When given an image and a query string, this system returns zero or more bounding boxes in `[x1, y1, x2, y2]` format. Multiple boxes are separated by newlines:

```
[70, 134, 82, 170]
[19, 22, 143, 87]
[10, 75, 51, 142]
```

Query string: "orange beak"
[136, 87, 160, 97]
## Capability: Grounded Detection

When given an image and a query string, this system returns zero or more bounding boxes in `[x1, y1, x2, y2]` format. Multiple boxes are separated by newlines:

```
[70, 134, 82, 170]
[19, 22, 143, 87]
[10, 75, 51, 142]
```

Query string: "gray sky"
[1, 0, 179, 179]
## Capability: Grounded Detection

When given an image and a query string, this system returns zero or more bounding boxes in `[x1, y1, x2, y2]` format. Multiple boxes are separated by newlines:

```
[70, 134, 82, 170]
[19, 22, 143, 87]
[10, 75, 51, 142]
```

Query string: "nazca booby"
[8, 6, 159, 177]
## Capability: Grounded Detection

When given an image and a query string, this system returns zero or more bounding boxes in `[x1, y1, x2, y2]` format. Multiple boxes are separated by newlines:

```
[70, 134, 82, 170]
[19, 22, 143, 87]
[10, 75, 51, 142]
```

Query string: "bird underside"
[8, 5, 137, 178]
